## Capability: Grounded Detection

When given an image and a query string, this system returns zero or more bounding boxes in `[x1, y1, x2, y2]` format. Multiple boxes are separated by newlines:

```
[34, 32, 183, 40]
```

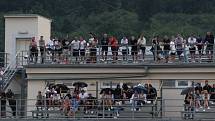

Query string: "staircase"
[1, 53, 20, 91]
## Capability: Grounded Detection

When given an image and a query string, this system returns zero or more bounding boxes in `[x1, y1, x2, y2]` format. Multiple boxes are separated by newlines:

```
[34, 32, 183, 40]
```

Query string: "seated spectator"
[138, 91, 147, 106]
[62, 96, 70, 116]
[68, 94, 79, 117]
[78, 90, 88, 106]
[210, 84, 215, 103]
[52, 91, 61, 108]
[85, 94, 96, 114]
[130, 90, 139, 111]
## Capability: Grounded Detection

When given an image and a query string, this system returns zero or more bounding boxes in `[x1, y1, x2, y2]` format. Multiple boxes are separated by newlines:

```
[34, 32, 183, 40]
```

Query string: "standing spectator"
[195, 83, 203, 93]
[100, 34, 109, 62]
[0, 90, 6, 118]
[46, 38, 55, 62]
[130, 90, 139, 111]
[105, 90, 114, 110]
[114, 84, 122, 103]
[71, 37, 80, 63]
[85, 94, 96, 114]
[137, 34, 146, 62]
[62, 39, 71, 64]
[151, 36, 161, 62]
[6, 89, 16, 117]
[68, 94, 79, 117]
[89, 33, 98, 63]
[205, 32, 214, 61]
[163, 35, 171, 63]
[29, 37, 38, 63]
[109, 36, 119, 63]
[62, 96, 70, 116]
[78, 90, 88, 106]
[187, 35, 197, 62]
[121, 36, 129, 61]
[79, 36, 87, 63]
[194, 90, 202, 111]
[203, 80, 212, 94]
[35, 91, 44, 117]
[131, 36, 138, 63]
[54, 39, 63, 63]
[203, 90, 210, 111]
[175, 34, 184, 62]
[147, 84, 157, 104]
[196, 35, 203, 61]
[39, 36, 46, 64]
[169, 36, 176, 63]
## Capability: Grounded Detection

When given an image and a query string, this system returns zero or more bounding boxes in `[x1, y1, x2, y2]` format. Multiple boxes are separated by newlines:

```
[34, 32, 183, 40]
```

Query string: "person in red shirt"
[109, 36, 118, 63]
[29, 37, 38, 63]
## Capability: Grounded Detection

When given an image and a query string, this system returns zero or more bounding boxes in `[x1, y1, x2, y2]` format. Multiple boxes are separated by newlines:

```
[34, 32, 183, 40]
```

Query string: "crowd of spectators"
[29, 32, 215, 64]
[184, 80, 215, 112]
[35, 83, 157, 117]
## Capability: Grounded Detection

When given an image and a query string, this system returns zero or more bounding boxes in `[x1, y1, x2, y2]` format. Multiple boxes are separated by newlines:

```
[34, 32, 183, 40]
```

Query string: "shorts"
[55, 48, 62, 55]
[206, 45, 214, 54]
[176, 49, 183, 56]
[80, 49, 85, 56]
[101, 46, 108, 52]
[170, 52, 176, 56]
[111, 47, 118, 53]
[73, 49, 79, 57]
[131, 48, 138, 55]
[90, 48, 97, 57]
[189, 47, 196, 54]
[122, 49, 128, 55]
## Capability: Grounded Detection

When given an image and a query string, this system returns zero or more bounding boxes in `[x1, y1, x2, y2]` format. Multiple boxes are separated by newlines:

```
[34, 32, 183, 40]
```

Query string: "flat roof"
[4, 14, 52, 21]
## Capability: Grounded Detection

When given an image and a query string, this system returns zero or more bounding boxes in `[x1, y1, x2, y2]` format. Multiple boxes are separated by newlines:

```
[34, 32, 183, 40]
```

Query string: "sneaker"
[207, 107, 210, 109]
[195, 109, 199, 112]
[116, 113, 119, 117]
[200, 106, 203, 109]
[203, 109, 206, 112]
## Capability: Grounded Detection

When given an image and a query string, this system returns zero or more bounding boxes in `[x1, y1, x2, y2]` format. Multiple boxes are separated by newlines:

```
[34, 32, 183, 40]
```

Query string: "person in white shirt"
[169, 36, 176, 63]
[78, 90, 89, 106]
[71, 37, 80, 62]
[137, 34, 146, 61]
[121, 36, 128, 61]
[79, 36, 87, 63]
[188, 35, 197, 62]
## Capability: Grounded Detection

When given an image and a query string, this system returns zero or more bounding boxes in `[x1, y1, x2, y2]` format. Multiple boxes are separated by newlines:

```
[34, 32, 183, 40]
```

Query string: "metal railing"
[0, 98, 215, 120]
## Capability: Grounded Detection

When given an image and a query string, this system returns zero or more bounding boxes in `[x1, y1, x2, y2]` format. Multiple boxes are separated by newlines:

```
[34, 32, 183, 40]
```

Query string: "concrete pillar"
[27, 80, 46, 116]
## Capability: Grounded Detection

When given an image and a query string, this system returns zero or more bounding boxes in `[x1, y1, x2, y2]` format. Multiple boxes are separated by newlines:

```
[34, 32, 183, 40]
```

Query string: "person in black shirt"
[195, 83, 203, 93]
[210, 84, 215, 103]
[163, 36, 170, 63]
[203, 80, 212, 94]
[205, 32, 214, 61]
[6, 89, 16, 117]
[114, 84, 122, 102]
[130, 36, 138, 63]
[196, 35, 203, 60]
[0, 90, 6, 118]
[101, 34, 109, 62]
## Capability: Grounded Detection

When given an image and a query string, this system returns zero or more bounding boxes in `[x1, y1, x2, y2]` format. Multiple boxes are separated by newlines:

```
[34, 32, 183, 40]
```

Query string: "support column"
[20, 69, 26, 117]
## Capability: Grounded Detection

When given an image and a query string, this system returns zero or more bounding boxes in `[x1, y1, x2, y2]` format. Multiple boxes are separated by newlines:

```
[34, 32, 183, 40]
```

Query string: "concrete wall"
[5, 17, 38, 63]
[37, 16, 51, 43]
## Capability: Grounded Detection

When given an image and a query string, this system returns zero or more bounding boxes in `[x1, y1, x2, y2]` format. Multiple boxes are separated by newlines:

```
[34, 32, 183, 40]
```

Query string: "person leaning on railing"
[29, 37, 38, 64]
[137, 34, 146, 62]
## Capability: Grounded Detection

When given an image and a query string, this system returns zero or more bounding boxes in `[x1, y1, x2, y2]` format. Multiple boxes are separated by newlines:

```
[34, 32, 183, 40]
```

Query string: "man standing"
[203, 80, 212, 94]
[6, 89, 16, 117]
[205, 32, 214, 61]
[39, 36, 46, 64]
[101, 34, 109, 62]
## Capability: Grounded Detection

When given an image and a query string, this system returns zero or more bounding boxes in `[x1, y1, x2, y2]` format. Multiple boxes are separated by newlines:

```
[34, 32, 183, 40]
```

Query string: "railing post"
[102, 99, 104, 118]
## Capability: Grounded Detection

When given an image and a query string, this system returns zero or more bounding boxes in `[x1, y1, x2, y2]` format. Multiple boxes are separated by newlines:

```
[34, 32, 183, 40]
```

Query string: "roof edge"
[4, 14, 52, 21]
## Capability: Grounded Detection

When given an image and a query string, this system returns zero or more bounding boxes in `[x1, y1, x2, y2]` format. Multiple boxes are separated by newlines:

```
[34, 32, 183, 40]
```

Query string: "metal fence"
[0, 98, 215, 120]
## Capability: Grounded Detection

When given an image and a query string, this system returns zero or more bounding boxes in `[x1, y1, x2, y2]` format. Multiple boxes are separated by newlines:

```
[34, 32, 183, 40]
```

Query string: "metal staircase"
[1, 53, 20, 90]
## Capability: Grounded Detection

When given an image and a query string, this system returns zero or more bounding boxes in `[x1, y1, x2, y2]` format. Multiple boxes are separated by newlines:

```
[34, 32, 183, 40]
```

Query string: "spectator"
[137, 34, 146, 62]
[79, 36, 87, 64]
[101, 34, 109, 62]
[151, 36, 161, 62]
[147, 84, 157, 104]
[121, 36, 129, 61]
[78, 90, 88, 106]
[68, 94, 79, 117]
[88, 33, 98, 63]
[194, 90, 202, 111]
[138, 91, 147, 107]
[203, 80, 212, 94]
[71, 37, 80, 63]
[39, 36, 46, 64]
[6, 89, 16, 117]
[203, 90, 210, 111]
[54, 39, 63, 63]
[131, 36, 138, 63]
[35, 91, 44, 117]
[62, 39, 71, 64]
[109, 36, 119, 63]
[175, 34, 184, 62]
[105, 90, 114, 110]
[205, 32, 214, 61]
[196, 35, 203, 61]
[210, 84, 215, 104]
[130, 90, 139, 111]
[65, 90, 72, 99]
[0, 90, 6, 118]
[62, 96, 70, 116]
[163, 35, 170, 63]
[169, 36, 176, 63]
[187, 35, 197, 62]
[85, 94, 96, 114]
[52, 91, 61, 109]
[46, 38, 55, 62]
[114, 84, 122, 103]
[29, 37, 38, 63]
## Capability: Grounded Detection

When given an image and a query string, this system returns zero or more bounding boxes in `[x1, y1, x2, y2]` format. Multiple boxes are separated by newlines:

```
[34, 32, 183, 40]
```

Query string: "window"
[175, 80, 191, 88]
[162, 80, 175, 87]
[101, 82, 120, 88]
